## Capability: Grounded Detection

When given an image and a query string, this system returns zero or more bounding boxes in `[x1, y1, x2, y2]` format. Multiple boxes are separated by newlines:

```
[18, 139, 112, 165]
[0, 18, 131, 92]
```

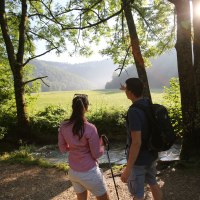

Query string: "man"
[120, 78, 163, 200]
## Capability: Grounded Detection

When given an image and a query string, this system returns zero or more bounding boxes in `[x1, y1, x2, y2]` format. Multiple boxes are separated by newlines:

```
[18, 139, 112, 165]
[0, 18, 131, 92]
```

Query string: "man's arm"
[121, 130, 141, 183]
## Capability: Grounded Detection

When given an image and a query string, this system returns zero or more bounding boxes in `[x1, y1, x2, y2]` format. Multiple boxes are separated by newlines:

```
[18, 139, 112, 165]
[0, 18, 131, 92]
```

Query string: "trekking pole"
[101, 135, 120, 200]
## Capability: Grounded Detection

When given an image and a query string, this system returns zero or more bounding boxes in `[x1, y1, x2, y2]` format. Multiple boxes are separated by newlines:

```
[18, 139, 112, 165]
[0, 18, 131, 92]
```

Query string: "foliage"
[29, 104, 127, 143]
[0, 145, 69, 172]
[163, 77, 183, 138]
[24, 65, 41, 108]
[0, 62, 38, 112]
[0, 127, 7, 140]
[30, 105, 66, 135]
[0, 60, 39, 140]
[63, 0, 174, 67]
[100, 0, 175, 68]
[0, 60, 16, 140]
[87, 107, 126, 140]
[0, 61, 15, 110]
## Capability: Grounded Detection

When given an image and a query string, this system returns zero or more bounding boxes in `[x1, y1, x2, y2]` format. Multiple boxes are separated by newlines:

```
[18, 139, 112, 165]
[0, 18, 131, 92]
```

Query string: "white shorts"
[68, 166, 107, 197]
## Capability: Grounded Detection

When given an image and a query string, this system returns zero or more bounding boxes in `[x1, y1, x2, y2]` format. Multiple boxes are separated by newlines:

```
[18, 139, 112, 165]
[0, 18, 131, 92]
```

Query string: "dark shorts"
[128, 162, 157, 199]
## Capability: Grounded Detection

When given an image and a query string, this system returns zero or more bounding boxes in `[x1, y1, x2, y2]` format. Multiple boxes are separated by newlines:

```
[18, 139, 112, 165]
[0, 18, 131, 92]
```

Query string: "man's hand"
[120, 83, 126, 91]
[121, 167, 131, 183]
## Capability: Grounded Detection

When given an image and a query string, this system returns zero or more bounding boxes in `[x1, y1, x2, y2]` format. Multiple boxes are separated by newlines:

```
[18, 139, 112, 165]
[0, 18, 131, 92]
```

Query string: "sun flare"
[191, 1, 200, 18]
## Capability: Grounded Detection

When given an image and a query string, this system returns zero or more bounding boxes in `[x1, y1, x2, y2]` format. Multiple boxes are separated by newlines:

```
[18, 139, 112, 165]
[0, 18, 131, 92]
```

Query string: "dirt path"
[0, 163, 200, 200]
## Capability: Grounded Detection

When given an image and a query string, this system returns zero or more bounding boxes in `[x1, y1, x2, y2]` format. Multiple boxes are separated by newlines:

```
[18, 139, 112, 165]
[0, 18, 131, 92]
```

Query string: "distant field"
[30, 89, 164, 114]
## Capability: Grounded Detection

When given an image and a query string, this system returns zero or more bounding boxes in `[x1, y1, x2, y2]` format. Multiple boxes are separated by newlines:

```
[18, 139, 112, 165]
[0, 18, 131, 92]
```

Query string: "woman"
[58, 94, 109, 200]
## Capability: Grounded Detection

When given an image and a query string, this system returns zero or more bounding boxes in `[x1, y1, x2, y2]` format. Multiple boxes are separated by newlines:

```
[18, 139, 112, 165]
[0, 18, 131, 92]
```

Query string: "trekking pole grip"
[101, 135, 110, 151]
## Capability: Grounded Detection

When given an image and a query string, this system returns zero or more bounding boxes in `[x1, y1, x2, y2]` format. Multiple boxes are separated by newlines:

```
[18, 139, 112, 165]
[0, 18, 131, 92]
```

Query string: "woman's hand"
[101, 135, 109, 150]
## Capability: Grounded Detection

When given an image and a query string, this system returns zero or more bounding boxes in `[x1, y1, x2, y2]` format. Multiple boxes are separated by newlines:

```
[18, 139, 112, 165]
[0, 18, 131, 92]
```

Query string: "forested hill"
[105, 50, 178, 89]
[30, 50, 178, 92]
[30, 59, 117, 91]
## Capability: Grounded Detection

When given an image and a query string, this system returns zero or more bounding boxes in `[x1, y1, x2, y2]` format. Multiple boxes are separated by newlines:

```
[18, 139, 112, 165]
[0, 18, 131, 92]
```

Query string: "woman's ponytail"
[67, 95, 89, 139]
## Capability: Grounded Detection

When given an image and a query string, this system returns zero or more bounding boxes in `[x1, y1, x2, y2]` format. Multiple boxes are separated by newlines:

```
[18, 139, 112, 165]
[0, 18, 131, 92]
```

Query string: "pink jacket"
[58, 120, 104, 172]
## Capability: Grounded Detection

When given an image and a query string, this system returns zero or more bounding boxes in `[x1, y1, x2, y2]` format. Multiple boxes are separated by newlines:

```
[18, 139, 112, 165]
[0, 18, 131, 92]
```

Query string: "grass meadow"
[30, 89, 164, 114]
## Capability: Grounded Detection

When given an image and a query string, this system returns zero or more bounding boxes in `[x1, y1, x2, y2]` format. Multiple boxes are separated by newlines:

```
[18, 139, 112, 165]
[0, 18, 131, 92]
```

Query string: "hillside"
[30, 50, 178, 92]
[33, 63, 95, 92]
[30, 59, 117, 91]
[105, 50, 178, 89]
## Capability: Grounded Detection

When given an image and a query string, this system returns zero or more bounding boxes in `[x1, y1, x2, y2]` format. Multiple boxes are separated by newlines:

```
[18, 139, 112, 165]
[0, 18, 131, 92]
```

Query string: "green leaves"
[0, 60, 14, 106]
[163, 78, 183, 138]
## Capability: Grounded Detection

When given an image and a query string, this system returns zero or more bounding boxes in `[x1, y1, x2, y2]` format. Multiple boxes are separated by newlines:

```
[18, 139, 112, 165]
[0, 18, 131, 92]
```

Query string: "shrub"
[29, 105, 67, 143]
[87, 107, 127, 141]
[29, 104, 127, 143]
[30, 105, 66, 133]
[0, 109, 17, 141]
[163, 77, 183, 138]
[0, 127, 7, 140]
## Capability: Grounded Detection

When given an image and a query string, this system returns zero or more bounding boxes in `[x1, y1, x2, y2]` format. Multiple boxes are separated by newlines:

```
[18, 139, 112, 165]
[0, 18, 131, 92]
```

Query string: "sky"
[35, 37, 108, 64]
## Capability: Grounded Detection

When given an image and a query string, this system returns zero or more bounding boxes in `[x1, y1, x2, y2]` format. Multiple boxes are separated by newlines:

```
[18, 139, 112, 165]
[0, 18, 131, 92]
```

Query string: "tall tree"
[193, 0, 200, 116]
[0, 0, 76, 137]
[168, 0, 200, 159]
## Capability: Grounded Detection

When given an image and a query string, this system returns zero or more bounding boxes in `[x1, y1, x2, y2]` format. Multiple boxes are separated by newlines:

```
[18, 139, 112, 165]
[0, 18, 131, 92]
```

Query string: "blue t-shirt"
[126, 98, 158, 166]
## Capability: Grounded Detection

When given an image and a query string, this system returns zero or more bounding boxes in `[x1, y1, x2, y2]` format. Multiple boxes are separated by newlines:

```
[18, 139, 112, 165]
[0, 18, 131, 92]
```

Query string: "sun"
[192, 1, 200, 18]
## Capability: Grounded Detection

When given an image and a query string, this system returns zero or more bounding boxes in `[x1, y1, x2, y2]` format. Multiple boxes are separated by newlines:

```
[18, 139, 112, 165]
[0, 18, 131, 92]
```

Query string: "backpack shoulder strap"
[133, 103, 154, 123]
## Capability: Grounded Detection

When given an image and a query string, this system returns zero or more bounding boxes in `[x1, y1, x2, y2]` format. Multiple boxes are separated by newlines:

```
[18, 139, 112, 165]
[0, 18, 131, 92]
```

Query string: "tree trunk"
[12, 65, 30, 137]
[193, 0, 200, 120]
[192, 0, 200, 154]
[122, 0, 152, 101]
[173, 0, 197, 159]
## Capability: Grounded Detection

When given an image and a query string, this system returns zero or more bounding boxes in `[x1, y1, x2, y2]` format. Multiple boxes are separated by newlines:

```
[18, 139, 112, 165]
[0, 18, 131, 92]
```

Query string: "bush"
[0, 127, 7, 140]
[30, 105, 66, 132]
[0, 109, 17, 141]
[29, 105, 67, 143]
[163, 77, 183, 138]
[29, 105, 127, 144]
[87, 107, 126, 141]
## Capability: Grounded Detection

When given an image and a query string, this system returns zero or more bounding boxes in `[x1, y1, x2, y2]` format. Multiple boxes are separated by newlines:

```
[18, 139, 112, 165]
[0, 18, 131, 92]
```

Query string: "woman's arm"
[88, 127, 104, 159]
[58, 127, 69, 153]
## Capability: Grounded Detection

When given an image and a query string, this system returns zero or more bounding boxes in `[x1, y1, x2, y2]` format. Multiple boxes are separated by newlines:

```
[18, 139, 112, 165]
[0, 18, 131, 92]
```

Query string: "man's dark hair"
[125, 78, 144, 97]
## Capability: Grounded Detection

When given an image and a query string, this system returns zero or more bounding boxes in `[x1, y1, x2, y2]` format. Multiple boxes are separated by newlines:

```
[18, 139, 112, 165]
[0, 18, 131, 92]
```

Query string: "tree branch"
[22, 47, 58, 66]
[62, 9, 123, 30]
[23, 76, 49, 87]
[28, 30, 60, 51]
[115, 45, 131, 76]
[132, 5, 160, 41]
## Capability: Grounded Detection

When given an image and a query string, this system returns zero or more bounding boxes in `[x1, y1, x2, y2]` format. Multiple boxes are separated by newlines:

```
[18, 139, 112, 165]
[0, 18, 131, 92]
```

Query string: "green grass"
[30, 89, 164, 114]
